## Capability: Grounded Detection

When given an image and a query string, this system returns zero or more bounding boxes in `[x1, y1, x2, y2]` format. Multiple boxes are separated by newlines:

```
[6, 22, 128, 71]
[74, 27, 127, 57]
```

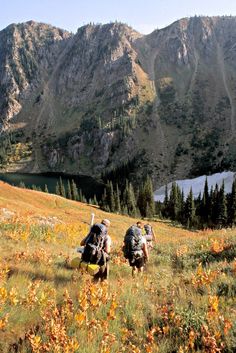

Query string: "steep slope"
[0, 17, 236, 187]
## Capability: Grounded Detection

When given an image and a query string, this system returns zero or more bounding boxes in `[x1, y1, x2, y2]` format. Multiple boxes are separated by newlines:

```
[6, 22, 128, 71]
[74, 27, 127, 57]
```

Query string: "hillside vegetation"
[0, 181, 235, 352]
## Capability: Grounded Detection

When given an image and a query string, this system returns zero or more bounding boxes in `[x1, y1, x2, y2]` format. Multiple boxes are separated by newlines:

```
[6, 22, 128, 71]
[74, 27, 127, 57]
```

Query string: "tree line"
[160, 178, 236, 229]
[99, 176, 236, 229]
[19, 177, 98, 205]
[100, 176, 155, 218]
[17, 175, 236, 230]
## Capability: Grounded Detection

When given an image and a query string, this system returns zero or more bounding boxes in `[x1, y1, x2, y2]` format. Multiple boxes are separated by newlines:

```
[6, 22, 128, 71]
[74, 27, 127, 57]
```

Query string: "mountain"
[1, 16, 236, 188]
[154, 170, 236, 202]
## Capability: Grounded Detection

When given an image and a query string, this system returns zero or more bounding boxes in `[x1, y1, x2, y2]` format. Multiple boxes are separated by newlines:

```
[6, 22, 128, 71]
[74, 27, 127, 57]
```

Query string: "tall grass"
[0, 213, 235, 352]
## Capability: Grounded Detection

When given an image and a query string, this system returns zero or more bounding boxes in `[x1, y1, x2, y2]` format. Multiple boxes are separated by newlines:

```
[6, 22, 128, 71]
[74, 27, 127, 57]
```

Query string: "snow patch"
[154, 171, 236, 202]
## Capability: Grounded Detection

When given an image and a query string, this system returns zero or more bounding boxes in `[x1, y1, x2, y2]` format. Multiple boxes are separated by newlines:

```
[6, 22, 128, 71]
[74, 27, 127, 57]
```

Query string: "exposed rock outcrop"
[1, 17, 236, 186]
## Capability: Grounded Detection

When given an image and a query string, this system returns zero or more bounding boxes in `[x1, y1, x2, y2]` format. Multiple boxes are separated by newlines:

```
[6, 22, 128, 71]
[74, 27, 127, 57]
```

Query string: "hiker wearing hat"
[143, 223, 156, 250]
[123, 221, 149, 277]
[80, 219, 111, 281]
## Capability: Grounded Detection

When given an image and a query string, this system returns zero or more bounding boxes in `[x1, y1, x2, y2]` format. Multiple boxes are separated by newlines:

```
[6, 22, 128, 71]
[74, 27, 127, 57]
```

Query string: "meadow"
[0, 181, 235, 353]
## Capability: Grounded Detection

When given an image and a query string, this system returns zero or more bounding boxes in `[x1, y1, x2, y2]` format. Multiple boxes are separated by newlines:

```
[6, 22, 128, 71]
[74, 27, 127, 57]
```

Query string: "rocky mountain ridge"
[1, 16, 236, 187]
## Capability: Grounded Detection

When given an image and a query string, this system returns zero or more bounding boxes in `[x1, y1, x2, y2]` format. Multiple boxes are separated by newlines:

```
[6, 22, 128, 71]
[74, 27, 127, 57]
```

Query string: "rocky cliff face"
[0, 17, 236, 186]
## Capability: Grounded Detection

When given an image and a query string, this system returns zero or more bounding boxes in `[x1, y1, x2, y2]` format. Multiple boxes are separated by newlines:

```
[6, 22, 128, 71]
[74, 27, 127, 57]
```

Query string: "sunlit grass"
[0, 182, 235, 352]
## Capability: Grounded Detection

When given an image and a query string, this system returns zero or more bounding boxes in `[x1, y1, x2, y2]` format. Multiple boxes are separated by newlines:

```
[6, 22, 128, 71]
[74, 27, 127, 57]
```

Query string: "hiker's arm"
[152, 228, 156, 242]
[143, 242, 149, 261]
[80, 233, 89, 246]
[104, 236, 111, 254]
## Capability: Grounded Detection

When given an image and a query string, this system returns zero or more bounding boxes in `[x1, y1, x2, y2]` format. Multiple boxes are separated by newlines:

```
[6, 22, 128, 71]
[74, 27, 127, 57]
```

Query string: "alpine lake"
[0, 172, 105, 200]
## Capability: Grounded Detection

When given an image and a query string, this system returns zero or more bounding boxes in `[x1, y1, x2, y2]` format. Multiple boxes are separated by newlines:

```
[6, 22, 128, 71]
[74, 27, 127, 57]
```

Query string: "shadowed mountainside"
[1, 17, 236, 187]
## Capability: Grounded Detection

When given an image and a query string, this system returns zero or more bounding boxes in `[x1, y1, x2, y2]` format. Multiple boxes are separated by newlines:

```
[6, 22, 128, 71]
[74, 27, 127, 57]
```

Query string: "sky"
[1, 0, 236, 34]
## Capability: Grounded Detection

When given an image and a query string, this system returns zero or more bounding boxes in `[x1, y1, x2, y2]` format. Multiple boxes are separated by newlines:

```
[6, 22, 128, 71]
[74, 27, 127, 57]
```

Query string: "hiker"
[123, 221, 149, 277]
[143, 223, 156, 250]
[80, 219, 111, 282]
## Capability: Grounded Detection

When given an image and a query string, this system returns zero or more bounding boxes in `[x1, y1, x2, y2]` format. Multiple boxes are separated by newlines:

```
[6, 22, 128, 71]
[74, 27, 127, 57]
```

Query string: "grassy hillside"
[0, 181, 235, 352]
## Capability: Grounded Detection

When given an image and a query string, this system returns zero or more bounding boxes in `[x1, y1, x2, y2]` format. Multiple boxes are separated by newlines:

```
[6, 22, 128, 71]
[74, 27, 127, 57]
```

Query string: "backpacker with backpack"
[144, 224, 153, 242]
[82, 223, 107, 266]
[123, 225, 143, 262]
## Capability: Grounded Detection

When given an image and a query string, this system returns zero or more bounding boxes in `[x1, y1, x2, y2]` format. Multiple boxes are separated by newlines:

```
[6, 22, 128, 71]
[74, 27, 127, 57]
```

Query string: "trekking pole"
[90, 212, 95, 229]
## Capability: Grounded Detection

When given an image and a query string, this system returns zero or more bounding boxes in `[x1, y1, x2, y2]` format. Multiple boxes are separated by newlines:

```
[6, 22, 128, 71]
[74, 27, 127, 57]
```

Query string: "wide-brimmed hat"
[102, 219, 111, 227]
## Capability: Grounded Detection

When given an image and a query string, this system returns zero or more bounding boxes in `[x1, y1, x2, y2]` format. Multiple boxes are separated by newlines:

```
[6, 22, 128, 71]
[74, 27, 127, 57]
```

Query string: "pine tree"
[137, 176, 155, 217]
[143, 176, 155, 217]
[78, 189, 83, 202]
[122, 180, 137, 217]
[55, 181, 60, 195]
[228, 180, 236, 226]
[107, 181, 115, 212]
[93, 194, 98, 206]
[211, 184, 219, 226]
[100, 188, 108, 210]
[163, 184, 169, 218]
[137, 183, 145, 216]
[127, 182, 137, 217]
[58, 177, 66, 198]
[184, 187, 195, 228]
[200, 178, 210, 225]
[19, 181, 25, 188]
[114, 184, 121, 213]
[71, 179, 79, 200]
[44, 184, 49, 193]
[168, 182, 181, 221]
[216, 182, 227, 228]
[67, 180, 72, 199]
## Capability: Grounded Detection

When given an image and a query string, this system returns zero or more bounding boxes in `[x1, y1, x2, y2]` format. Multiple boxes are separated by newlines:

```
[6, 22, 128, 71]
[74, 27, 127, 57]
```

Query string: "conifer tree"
[137, 183, 145, 216]
[127, 182, 137, 217]
[44, 184, 49, 193]
[200, 178, 210, 224]
[93, 194, 98, 206]
[184, 187, 195, 228]
[208, 186, 214, 226]
[67, 180, 72, 199]
[55, 181, 60, 195]
[211, 184, 219, 225]
[216, 182, 227, 228]
[19, 181, 25, 188]
[178, 189, 185, 223]
[114, 184, 121, 213]
[71, 179, 79, 200]
[228, 180, 236, 226]
[143, 176, 155, 217]
[123, 180, 137, 216]
[59, 177, 66, 198]
[78, 189, 83, 202]
[163, 184, 169, 218]
[107, 181, 115, 212]
[168, 182, 181, 221]
[100, 188, 107, 209]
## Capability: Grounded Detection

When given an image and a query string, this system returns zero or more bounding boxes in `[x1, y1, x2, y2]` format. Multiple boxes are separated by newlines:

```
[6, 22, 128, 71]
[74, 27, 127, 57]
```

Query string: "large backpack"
[123, 225, 143, 260]
[82, 223, 107, 265]
[144, 224, 153, 241]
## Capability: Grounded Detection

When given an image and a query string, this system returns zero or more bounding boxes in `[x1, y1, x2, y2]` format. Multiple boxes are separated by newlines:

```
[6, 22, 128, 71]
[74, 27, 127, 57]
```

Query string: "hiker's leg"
[100, 263, 109, 282]
[93, 266, 103, 282]
[138, 266, 144, 275]
[132, 265, 138, 277]
[137, 257, 144, 274]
